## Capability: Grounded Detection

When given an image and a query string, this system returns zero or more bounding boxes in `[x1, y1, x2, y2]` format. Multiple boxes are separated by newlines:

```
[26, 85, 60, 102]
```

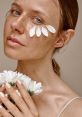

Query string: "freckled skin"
[4, 0, 60, 60]
[3, 0, 82, 117]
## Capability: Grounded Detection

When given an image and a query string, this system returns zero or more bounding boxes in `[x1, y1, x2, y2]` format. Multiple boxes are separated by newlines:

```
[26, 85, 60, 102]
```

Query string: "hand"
[0, 85, 5, 92]
[0, 81, 39, 117]
[0, 84, 5, 106]
[0, 85, 5, 117]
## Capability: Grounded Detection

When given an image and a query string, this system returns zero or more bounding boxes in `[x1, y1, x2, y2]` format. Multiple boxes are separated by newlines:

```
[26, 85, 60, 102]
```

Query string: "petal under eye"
[36, 27, 41, 37]
[41, 27, 48, 37]
[29, 26, 36, 37]
[46, 25, 56, 33]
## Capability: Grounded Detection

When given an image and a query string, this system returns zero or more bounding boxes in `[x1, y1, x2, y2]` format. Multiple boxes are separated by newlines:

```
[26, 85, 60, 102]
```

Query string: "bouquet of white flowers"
[0, 70, 43, 96]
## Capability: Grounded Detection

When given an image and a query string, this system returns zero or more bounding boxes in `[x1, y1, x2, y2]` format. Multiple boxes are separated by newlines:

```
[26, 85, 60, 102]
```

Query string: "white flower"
[0, 70, 43, 95]
[29, 25, 56, 38]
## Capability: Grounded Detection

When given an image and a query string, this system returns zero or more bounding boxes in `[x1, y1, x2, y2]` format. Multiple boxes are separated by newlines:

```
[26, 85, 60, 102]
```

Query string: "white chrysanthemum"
[0, 70, 43, 95]
[0, 70, 17, 84]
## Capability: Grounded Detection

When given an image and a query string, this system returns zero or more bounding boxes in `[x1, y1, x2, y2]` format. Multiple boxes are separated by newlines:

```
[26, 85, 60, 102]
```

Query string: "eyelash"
[9, 9, 21, 16]
[8, 9, 44, 25]
[32, 16, 44, 25]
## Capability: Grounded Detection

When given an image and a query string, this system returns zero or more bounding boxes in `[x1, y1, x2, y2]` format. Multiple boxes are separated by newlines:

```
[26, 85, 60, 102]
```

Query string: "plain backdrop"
[0, 0, 82, 95]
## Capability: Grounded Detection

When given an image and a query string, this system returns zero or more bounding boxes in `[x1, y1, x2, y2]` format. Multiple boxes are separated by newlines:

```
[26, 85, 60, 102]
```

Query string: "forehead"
[13, 0, 59, 6]
[12, 0, 60, 27]
[13, 0, 60, 14]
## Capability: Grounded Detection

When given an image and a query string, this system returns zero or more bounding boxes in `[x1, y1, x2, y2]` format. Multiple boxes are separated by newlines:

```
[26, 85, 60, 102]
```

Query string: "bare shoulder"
[61, 98, 82, 117]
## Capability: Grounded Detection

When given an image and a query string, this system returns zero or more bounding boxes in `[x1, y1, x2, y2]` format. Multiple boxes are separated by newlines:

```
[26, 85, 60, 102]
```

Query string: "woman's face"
[4, 0, 60, 60]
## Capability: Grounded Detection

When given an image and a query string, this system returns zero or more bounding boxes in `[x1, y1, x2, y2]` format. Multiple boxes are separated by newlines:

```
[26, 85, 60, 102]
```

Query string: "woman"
[0, 0, 82, 116]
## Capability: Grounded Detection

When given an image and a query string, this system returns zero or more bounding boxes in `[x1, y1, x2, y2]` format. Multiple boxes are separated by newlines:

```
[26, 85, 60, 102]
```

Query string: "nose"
[11, 13, 26, 34]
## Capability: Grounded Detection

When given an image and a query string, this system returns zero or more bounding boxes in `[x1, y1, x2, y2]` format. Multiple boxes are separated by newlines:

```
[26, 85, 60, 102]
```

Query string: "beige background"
[0, 0, 82, 95]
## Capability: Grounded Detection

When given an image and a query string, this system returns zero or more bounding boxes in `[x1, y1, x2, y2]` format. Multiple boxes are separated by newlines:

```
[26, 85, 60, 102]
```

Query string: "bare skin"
[0, 0, 82, 116]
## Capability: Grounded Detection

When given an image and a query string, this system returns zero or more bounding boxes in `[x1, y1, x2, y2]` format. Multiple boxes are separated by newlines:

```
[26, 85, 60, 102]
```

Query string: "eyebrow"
[11, 2, 48, 18]
[11, 2, 22, 9]
[30, 9, 48, 17]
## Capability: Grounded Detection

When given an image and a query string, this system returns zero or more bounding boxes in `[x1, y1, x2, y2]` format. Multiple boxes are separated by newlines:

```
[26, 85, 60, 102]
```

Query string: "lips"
[7, 36, 24, 46]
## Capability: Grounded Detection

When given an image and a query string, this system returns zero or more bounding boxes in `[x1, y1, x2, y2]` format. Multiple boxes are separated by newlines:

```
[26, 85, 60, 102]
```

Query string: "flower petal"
[46, 25, 56, 33]
[29, 26, 36, 37]
[34, 89, 43, 94]
[0, 70, 43, 95]
[36, 27, 41, 37]
[41, 27, 48, 37]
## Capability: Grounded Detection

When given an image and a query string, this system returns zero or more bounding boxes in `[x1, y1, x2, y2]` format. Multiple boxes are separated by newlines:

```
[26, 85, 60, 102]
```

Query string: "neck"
[16, 57, 58, 86]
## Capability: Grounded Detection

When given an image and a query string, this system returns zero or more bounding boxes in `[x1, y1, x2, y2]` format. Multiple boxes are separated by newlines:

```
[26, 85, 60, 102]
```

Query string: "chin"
[4, 46, 43, 61]
[4, 48, 32, 61]
[4, 51, 18, 60]
[4, 48, 19, 60]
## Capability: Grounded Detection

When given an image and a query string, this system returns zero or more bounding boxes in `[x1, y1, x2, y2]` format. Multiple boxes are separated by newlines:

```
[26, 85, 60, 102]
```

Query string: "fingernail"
[0, 105, 2, 108]
[17, 80, 21, 85]
[16, 90, 21, 96]
[5, 94, 8, 97]
[6, 83, 11, 88]
[0, 92, 4, 97]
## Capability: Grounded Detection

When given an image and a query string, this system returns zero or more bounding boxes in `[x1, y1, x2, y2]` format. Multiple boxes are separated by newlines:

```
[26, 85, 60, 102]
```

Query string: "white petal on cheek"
[29, 25, 56, 38]
[41, 27, 48, 37]
[36, 27, 41, 37]
[29, 26, 36, 37]
[46, 25, 56, 33]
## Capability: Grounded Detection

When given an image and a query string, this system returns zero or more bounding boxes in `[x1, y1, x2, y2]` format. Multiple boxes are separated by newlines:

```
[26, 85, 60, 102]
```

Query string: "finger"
[16, 80, 38, 116]
[0, 85, 5, 104]
[0, 92, 22, 117]
[0, 84, 5, 92]
[5, 83, 31, 115]
[0, 104, 12, 117]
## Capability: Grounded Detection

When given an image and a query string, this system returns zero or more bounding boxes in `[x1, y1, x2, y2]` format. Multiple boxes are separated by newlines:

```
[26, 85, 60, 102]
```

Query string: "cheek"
[4, 18, 11, 37]
[28, 38, 55, 57]
[4, 37, 55, 60]
[26, 26, 57, 54]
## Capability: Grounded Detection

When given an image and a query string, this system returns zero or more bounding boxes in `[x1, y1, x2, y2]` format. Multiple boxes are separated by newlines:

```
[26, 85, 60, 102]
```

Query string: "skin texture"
[4, 0, 60, 60]
[0, 0, 82, 117]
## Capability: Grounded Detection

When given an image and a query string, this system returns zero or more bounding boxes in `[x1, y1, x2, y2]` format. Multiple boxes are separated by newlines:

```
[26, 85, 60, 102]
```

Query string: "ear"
[54, 29, 75, 48]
